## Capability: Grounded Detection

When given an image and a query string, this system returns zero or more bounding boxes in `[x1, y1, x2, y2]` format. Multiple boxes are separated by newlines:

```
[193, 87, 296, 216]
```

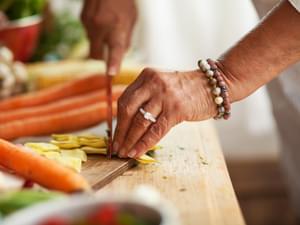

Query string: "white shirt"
[289, 0, 300, 12]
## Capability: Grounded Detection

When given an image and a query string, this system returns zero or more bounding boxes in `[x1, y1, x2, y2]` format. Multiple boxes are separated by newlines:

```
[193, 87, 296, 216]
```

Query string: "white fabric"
[253, 0, 300, 216]
[133, 0, 279, 155]
[289, 0, 300, 12]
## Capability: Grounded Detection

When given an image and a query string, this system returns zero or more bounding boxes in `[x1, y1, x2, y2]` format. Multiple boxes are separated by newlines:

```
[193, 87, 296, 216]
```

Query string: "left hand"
[112, 68, 216, 158]
[80, 0, 137, 75]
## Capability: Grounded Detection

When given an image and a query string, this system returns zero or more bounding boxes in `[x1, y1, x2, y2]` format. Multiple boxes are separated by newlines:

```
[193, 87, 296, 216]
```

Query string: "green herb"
[2, 0, 46, 20]
[31, 11, 86, 61]
[199, 155, 208, 165]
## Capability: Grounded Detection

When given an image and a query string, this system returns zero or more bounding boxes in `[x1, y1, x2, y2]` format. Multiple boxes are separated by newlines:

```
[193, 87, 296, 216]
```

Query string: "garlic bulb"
[0, 47, 28, 99]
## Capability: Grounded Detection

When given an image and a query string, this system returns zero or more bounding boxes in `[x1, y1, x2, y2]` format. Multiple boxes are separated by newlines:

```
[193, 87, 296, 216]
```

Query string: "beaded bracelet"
[197, 59, 231, 120]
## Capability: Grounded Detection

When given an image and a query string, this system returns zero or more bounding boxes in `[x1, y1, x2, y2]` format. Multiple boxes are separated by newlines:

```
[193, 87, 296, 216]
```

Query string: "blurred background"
[0, 0, 296, 224]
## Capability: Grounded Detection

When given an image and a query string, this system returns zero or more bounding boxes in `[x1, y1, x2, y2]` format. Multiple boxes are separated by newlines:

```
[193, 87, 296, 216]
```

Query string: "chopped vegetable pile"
[24, 134, 159, 172]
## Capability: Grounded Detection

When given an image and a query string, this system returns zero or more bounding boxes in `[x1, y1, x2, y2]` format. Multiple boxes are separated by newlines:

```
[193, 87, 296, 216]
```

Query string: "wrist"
[186, 70, 218, 120]
[217, 58, 250, 103]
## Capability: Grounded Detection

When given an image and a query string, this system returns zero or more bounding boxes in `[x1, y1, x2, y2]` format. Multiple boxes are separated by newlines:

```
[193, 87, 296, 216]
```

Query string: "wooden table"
[98, 121, 245, 225]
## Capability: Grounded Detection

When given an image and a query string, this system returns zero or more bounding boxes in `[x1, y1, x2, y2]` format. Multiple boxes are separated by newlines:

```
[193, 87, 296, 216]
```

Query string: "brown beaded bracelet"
[197, 58, 231, 120]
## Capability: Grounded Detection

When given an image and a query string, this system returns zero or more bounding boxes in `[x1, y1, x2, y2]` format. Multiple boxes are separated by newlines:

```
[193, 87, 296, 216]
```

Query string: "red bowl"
[0, 15, 42, 62]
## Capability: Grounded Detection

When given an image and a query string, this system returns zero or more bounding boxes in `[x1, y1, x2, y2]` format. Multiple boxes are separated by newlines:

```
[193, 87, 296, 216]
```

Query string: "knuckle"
[150, 116, 168, 138]
[122, 136, 135, 149]
[117, 100, 131, 116]
[134, 115, 149, 129]
[137, 138, 149, 150]
[93, 16, 109, 27]
[141, 67, 154, 77]
[172, 98, 182, 111]
[150, 70, 160, 80]
[111, 41, 124, 50]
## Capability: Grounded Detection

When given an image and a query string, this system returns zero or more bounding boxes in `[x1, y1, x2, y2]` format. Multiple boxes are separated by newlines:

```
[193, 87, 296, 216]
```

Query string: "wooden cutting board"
[81, 156, 136, 190]
[14, 124, 137, 190]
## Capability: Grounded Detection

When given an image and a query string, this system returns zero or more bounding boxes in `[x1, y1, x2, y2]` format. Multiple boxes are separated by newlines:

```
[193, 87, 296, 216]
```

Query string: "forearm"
[219, 0, 300, 102]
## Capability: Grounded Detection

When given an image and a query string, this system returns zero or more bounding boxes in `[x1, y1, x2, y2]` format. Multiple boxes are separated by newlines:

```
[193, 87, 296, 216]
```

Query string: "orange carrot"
[0, 139, 90, 192]
[0, 74, 107, 111]
[0, 102, 117, 140]
[0, 85, 125, 124]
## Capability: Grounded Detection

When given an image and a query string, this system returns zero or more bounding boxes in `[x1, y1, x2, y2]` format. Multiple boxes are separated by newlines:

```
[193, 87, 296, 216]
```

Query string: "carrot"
[0, 74, 107, 111]
[0, 102, 117, 140]
[0, 85, 125, 124]
[0, 139, 90, 192]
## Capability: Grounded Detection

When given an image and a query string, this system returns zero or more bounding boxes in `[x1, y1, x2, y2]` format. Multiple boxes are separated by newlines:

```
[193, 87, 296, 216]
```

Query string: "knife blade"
[106, 74, 113, 159]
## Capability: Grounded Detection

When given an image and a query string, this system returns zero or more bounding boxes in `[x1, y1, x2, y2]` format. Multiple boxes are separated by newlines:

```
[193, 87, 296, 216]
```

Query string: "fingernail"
[118, 149, 126, 158]
[128, 149, 137, 158]
[108, 66, 118, 76]
[113, 142, 119, 153]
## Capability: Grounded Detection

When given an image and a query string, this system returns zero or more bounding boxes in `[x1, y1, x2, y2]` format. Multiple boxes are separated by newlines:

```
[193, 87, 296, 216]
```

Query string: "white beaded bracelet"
[198, 59, 231, 120]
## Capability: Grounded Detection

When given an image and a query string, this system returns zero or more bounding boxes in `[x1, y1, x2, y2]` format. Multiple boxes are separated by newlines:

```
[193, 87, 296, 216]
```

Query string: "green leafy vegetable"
[2, 0, 46, 20]
[31, 11, 86, 61]
[0, 190, 63, 216]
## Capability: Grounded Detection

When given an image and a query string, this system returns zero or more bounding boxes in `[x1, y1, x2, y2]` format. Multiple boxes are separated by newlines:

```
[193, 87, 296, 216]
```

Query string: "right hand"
[81, 0, 137, 75]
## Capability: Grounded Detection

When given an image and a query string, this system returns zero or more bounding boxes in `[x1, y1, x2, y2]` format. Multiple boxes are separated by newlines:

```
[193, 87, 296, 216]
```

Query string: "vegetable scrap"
[179, 188, 187, 192]
[199, 155, 209, 165]
[177, 146, 185, 151]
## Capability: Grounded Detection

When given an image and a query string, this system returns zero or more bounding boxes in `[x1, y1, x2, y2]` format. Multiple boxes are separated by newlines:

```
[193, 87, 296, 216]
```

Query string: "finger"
[128, 113, 172, 159]
[118, 99, 162, 158]
[112, 68, 154, 153]
[112, 80, 150, 154]
[81, 0, 98, 27]
[81, 0, 105, 59]
[88, 32, 106, 59]
[106, 32, 127, 76]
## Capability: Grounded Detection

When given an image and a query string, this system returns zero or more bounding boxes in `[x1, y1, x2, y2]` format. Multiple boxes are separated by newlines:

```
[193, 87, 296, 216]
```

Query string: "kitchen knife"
[106, 74, 113, 159]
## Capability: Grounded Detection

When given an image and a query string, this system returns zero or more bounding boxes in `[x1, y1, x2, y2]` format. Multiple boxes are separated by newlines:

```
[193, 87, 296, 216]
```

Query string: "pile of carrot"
[0, 74, 126, 140]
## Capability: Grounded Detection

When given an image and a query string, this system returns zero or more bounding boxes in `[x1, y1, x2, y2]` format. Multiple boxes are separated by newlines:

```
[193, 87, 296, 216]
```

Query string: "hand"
[81, 0, 137, 75]
[112, 68, 216, 158]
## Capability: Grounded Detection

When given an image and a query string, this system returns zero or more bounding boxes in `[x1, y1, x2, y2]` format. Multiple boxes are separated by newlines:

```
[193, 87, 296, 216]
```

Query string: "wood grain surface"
[98, 121, 245, 225]
[81, 156, 136, 190]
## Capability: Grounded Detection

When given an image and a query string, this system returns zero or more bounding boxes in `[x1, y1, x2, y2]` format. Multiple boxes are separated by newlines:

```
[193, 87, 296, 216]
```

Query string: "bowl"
[1, 194, 180, 225]
[0, 15, 42, 62]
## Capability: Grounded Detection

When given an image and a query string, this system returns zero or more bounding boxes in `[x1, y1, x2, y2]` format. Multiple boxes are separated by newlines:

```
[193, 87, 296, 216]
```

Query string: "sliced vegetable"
[25, 144, 87, 172]
[136, 154, 158, 164]
[60, 150, 87, 162]
[55, 156, 82, 173]
[50, 140, 81, 149]
[80, 146, 107, 154]
[25, 143, 60, 152]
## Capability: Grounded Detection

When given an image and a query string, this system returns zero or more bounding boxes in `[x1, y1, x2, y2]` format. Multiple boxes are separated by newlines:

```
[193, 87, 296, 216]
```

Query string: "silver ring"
[139, 108, 157, 123]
